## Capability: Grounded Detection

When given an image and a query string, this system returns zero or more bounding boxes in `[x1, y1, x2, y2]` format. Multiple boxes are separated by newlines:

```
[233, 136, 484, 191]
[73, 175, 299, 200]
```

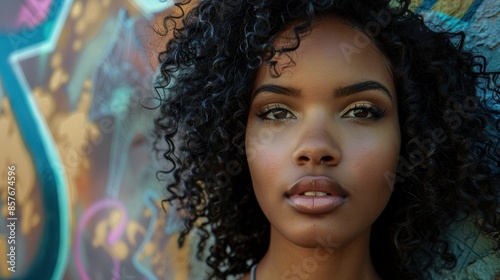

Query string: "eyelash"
[256, 103, 387, 121]
[256, 104, 295, 122]
[342, 103, 387, 120]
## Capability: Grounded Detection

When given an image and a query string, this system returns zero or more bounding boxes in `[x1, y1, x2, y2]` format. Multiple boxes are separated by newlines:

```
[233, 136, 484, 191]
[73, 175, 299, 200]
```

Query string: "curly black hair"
[153, 0, 500, 279]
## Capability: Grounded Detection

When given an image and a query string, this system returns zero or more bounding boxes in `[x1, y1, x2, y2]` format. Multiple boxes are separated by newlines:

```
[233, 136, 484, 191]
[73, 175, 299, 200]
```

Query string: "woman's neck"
[245, 227, 381, 280]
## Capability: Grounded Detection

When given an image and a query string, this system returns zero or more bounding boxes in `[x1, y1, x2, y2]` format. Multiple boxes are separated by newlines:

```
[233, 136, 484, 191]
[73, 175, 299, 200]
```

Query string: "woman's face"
[245, 18, 400, 248]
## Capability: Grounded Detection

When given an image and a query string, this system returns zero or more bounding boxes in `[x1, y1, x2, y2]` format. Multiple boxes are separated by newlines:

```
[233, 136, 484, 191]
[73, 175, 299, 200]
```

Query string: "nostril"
[320, 156, 334, 164]
[298, 156, 310, 162]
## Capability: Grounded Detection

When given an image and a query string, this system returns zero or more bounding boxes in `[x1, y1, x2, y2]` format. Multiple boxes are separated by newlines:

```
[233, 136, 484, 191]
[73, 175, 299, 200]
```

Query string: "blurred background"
[0, 0, 498, 279]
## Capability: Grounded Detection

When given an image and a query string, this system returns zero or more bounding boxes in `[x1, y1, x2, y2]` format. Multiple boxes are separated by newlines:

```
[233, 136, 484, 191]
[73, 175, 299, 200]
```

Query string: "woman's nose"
[292, 121, 341, 166]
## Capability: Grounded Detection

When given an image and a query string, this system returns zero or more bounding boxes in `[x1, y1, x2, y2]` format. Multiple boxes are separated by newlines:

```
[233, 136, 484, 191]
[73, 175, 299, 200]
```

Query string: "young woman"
[154, 0, 500, 279]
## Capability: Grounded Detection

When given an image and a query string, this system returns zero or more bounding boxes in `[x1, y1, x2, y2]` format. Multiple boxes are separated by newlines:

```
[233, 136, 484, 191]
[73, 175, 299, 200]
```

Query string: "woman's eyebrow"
[252, 84, 300, 99]
[252, 80, 393, 102]
[336, 81, 393, 103]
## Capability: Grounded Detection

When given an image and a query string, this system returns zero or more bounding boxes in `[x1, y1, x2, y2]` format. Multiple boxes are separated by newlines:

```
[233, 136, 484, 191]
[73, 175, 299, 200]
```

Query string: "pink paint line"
[74, 199, 128, 280]
[16, 0, 53, 29]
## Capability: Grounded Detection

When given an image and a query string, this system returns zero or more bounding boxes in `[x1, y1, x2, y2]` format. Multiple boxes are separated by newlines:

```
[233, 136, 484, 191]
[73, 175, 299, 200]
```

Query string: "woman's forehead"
[254, 17, 395, 95]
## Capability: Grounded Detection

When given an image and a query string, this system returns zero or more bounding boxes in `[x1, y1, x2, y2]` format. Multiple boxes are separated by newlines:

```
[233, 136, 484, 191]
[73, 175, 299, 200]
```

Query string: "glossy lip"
[286, 176, 348, 214]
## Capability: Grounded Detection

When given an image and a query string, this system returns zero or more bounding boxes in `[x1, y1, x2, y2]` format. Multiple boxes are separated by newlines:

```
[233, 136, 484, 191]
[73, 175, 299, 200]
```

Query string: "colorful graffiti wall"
[0, 0, 498, 279]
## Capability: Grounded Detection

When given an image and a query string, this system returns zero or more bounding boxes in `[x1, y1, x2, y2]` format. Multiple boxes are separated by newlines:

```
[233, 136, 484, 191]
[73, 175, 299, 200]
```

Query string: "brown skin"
[243, 18, 401, 280]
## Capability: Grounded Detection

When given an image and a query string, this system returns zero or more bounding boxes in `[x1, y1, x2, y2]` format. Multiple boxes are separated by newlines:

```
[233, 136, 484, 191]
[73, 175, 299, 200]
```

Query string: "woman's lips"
[286, 176, 348, 214]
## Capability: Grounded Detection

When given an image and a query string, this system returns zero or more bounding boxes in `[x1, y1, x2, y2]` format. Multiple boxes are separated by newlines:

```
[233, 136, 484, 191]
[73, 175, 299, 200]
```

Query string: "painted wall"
[0, 0, 498, 279]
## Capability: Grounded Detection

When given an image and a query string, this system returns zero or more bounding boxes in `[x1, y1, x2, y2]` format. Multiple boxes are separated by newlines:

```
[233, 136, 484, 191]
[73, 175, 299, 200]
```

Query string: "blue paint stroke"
[66, 10, 125, 110]
[0, 0, 73, 279]
[132, 190, 159, 280]
[415, 0, 439, 13]
[462, 0, 485, 22]
[129, 0, 173, 16]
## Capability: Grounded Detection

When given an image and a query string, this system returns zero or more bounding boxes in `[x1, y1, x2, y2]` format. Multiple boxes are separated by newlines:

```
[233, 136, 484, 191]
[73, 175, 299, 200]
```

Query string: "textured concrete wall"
[415, 0, 499, 72]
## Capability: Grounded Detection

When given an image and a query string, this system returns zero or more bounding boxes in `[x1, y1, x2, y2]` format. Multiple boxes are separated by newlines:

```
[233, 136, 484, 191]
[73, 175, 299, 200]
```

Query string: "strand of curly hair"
[153, 0, 500, 279]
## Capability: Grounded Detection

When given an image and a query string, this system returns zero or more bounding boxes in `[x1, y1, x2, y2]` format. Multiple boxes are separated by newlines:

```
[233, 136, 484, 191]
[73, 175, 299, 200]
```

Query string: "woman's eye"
[343, 104, 385, 120]
[257, 106, 295, 121]
[346, 108, 371, 118]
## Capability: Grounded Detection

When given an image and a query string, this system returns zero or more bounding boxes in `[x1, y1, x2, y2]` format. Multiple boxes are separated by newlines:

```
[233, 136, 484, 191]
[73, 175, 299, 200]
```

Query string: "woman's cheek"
[246, 123, 289, 163]
[343, 136, 399, 193]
